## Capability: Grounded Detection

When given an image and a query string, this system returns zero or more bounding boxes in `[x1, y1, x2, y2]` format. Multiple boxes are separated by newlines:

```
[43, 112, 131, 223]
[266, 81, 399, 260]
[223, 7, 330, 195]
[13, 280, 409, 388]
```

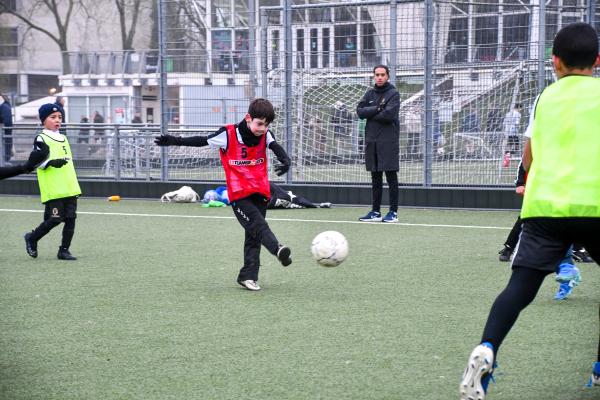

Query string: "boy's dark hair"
[248, 98, 275, 124]
[552, 22, 599, 69]
[373, 65, 390, 75]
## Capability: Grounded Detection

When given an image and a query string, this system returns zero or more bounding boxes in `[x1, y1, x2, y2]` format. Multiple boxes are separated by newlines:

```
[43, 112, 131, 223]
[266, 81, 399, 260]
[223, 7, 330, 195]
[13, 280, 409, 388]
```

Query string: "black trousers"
[3, 131, 12, 161]
[504, 216, 522, 249]
[230, 193, 280, 282]
[481, 218, 600, 356]
[29, 196, 77, 250]
[371, 171, 398, 213]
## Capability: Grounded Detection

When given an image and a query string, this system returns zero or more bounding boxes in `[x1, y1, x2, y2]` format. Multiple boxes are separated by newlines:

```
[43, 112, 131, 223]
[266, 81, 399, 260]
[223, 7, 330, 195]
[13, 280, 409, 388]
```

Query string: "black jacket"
[0, 100, 13, 133]
[356, 82, 400, 171]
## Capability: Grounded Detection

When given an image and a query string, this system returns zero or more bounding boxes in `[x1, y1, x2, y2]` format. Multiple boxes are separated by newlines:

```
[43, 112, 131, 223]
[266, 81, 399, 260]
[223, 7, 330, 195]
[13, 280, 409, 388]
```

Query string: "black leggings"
[371, 171, 398, 213]
[481, 267, 552, 355]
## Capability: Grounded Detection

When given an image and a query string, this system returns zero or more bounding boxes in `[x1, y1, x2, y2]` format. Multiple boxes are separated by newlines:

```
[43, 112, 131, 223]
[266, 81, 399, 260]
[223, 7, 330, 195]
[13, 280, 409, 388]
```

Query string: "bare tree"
[114, 0, 144, 51]
[0, 0, 80, 74]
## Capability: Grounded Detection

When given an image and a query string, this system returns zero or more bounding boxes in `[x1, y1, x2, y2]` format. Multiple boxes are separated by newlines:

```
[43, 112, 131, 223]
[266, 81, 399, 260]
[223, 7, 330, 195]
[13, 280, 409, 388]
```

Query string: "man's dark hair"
[248, 98, 275, 124]
[552, 22, 599, 69]
[373, 64, 390, 75]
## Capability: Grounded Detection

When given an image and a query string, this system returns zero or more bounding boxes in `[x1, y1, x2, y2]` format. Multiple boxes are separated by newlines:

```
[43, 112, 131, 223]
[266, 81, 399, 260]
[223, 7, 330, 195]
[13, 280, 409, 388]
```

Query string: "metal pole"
[115, 125, 121, 180]
[284, 0, 293, 183]
[537, 0, 546, 92]
[588, 0, 597, 27]
[248, 0, 257, 99]
[158, 0, 169, 181]
[221, 98, 227, 124]
[389, 0, 397, 85]
[260, 8, 268, 98]
[0, 124, 4, 166]
[424, 0, 434, 186]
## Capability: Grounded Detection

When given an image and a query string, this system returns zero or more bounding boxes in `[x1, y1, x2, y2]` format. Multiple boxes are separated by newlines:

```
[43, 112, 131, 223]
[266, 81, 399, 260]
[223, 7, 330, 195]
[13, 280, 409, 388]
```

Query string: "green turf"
[0, 196, 598, 400]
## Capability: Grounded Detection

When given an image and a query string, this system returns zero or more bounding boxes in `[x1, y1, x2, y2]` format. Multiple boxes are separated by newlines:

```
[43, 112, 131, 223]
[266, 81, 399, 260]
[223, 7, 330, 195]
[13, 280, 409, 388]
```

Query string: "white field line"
[0, 208, 510, 230]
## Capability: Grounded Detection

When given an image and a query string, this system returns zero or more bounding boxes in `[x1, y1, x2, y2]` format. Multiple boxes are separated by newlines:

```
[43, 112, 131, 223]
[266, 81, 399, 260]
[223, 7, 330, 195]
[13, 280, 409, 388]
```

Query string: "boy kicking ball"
[155, 98, 292, 291]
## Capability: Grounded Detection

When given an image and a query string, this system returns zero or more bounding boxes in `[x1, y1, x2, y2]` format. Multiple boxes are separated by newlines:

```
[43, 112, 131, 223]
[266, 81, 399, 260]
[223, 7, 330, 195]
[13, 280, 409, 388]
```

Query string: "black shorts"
[512, 217, 600, 272]
[44, 196, 78, 221]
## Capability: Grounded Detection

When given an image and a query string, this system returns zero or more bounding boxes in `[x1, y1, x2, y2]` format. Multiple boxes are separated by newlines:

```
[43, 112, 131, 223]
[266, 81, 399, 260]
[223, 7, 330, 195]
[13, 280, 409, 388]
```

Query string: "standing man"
[356, 65, 400, 223]
[0, 94, 14, 164]
[459, 22, 600, 400]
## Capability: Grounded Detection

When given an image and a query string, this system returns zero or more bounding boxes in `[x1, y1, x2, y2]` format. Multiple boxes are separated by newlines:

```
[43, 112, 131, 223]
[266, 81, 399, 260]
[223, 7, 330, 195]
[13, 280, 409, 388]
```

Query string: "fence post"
[587, 0, 596, 27]
[0, 124, 4, 166]
[158, 0, 169, 181]
[248, 0, 257, 99]
[114, 125, 121, 180]
[284, 0, 293, 183]
[389, 0, 397, 85]
[537, 0, 546, 92]
[423, 0, 434, 187]
[260, 8, 268, 98]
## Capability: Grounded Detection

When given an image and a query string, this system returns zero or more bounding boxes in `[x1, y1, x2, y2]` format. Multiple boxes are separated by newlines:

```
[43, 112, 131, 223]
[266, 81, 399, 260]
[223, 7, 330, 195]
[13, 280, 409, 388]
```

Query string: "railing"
[1, 122, 524, 186]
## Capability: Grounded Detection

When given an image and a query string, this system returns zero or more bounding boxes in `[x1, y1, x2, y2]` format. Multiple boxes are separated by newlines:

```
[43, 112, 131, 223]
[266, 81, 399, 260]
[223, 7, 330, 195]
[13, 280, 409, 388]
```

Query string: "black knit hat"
[39, 103, 64, 122]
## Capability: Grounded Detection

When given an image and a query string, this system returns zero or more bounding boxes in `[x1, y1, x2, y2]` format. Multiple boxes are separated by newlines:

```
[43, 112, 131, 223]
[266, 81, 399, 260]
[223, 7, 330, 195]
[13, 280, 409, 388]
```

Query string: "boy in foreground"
[460, 23, 600, 399]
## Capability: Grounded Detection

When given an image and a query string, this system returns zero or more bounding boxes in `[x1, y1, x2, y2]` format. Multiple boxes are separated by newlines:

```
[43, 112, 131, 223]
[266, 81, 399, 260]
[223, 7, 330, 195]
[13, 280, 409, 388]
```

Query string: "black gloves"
[47, 158, 68, 168]
[274, 161, 290, 176]
[155, 135, 179, 146]
[24, 142, 49, 172]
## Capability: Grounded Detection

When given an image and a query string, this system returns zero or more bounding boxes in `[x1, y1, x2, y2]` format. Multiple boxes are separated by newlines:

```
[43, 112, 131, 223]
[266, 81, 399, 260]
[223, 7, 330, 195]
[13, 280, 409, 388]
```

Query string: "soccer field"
[0, 196, 598, 400]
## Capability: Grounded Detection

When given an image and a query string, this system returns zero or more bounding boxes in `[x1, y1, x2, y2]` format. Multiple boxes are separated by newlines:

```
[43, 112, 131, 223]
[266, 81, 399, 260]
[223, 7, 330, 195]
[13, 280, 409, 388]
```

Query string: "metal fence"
[155, 0, 599, 187]
[3, 0, 599, 187]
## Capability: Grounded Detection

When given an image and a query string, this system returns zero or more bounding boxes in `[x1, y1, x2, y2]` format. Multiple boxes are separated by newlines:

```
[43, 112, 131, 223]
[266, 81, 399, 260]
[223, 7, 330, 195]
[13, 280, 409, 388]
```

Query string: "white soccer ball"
[311, 231, 348, 267]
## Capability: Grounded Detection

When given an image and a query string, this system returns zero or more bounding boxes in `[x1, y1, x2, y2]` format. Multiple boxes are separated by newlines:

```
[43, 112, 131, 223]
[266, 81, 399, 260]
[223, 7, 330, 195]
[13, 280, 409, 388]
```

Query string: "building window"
[1, 0, 17, 11]
[0, 28, 18, 58]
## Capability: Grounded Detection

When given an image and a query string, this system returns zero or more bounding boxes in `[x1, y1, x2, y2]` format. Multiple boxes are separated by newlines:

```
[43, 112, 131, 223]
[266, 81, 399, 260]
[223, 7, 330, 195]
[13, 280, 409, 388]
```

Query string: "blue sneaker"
[555, 263, 580, 283]
[382, 211, 398, 223]
[358, 210, 382, 222]
[556, 268, 581, 299]
[460, 342, 495, 400]
[587, 361, 600, 387]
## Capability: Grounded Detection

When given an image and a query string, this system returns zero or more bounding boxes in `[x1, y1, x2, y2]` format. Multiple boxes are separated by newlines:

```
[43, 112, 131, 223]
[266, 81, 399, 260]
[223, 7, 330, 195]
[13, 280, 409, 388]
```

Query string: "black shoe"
[498, 245, 512, 262]
[57, 247, 77, 261]
[573, 248, 593, 263]
[24, 232, 38, 258]
[277, 245, 292, 267]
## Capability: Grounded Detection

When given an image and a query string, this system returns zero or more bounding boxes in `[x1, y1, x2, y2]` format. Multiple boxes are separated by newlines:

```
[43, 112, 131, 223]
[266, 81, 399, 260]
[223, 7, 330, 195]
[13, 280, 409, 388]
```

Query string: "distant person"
[131, 112, 143, 124]
[92, 111, 104, 127]
[461, 109, 480, 157]
[356, 65, 400, 223]
[0, 94, 14, 164]
[92, 111, 105, 147]
[54, 96, 67, 135]
[77, 116, 90, 145]
[503, 103, 522, 155]
[404, 106, 422, 160]
[459, 23, 600, 400]
[24, 103, 82, 261]
[330, 101, 353, 154]
[268, 182, 332, 209]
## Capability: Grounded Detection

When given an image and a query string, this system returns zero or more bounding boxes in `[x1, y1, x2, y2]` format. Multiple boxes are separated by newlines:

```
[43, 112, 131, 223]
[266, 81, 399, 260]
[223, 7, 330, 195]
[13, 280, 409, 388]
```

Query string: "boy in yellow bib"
[24, 103, 81, 260]
[460, 23, 600, 399]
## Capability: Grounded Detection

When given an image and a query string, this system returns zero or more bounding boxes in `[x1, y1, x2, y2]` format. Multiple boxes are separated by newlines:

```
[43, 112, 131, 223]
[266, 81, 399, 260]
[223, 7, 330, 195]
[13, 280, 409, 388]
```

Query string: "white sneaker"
[238, 280, 261, 291]
[460, 344, 495, 400]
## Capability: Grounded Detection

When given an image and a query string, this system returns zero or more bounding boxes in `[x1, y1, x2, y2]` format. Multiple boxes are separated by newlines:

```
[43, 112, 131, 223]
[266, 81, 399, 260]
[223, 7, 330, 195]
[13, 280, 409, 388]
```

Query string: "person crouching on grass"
[24, 103, 82, 261]
[155, 98, 292, 291]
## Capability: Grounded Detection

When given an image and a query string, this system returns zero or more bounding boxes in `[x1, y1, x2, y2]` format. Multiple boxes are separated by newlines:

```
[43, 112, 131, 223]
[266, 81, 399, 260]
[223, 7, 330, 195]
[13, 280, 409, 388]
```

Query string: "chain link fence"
[2, 0, 599, 186]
